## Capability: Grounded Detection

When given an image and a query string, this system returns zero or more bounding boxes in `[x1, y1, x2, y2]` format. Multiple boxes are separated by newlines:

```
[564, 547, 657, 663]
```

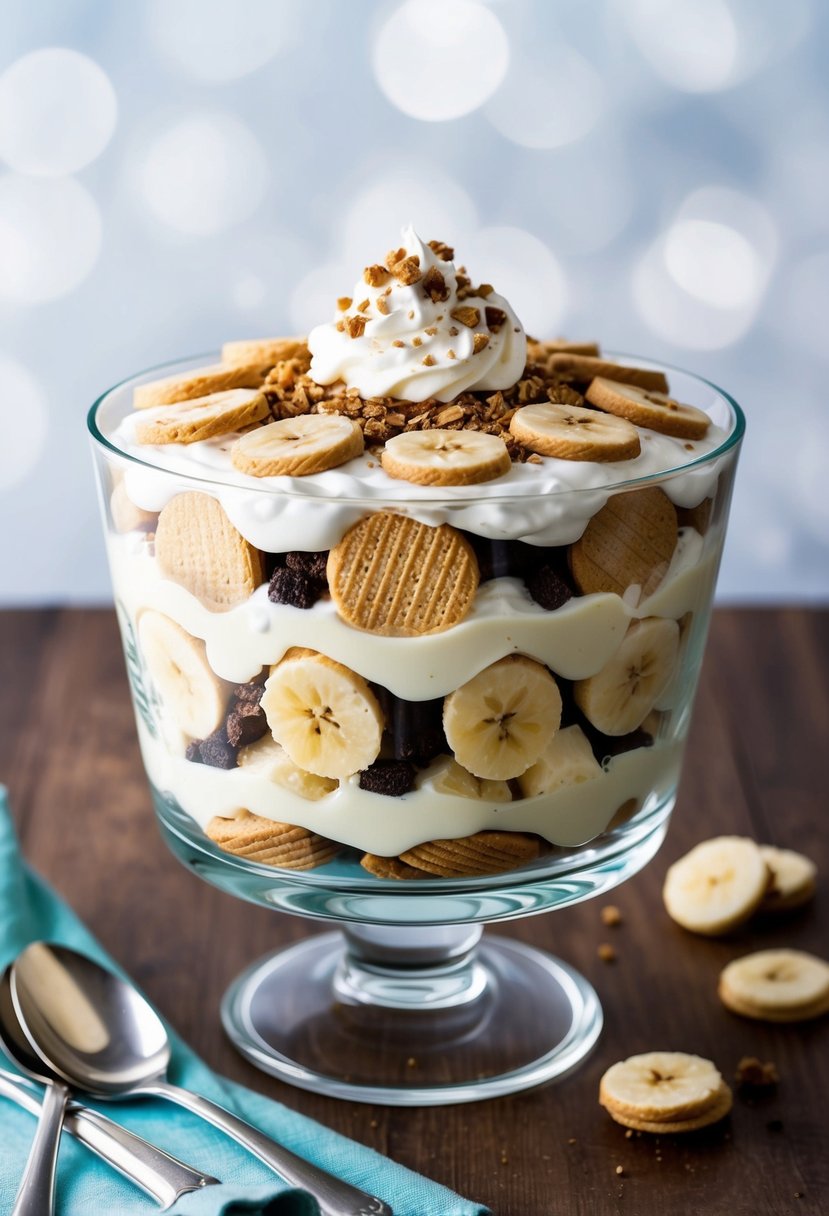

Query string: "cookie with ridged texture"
[600, 1052, 730, 1126]
[360, 853, 426, 880]
[222, 337, 308, 367]
[568, 487, 678, 598]
[134, 389, 270, 445]
[133, 361, 265, 409]
[549, 354, 669, 393]
[586, 377, 710, 440]
[232, 415, 364, 477]
[327, 511, 479, 636]
[400, 831, 540, 877]
[509, 401, 640, 463]
[206, 811, 338, 869]
[154, 491, 265, 611]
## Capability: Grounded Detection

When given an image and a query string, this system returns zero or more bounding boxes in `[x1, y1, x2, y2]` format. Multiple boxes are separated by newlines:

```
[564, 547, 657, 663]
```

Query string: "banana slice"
[138, 610, 228, 739]
[261, 648, 383, 779]
[574, 617, 679, 736]
[586, 377, 710, 440]
[237, 735, 337, 800]
[662, 836, 769, 936]
[719, 949, 829, 1022]
[443, 655, 562, 781]
[134, 388, 270, 445]
[509, 401, 641, 462]
[428, 755, 512, 802]
[518, 724, 602, 798]
[600, 1052, 732, 1133]
[231, 415, 364, 478]
[381, 430, 511, 486]
[758, 845, 817, 912]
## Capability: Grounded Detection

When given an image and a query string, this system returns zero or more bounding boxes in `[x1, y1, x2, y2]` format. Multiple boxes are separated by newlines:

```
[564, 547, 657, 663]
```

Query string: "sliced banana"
[443, 655, 562, 781]
[719, 949, 829, 1022]
[428, 755, 512, 802]
[662, 836, 769, 936]
[518, 724, 602, 798]
[509, 401, 641, 462]
[261, 648, 383, 779]
[600, 1052, 726, 1123]
[574, 617, 679, 736]
[758, 845, 817, 912]
[381, 430, 511, 486]
[231, 414, 364, 478]
[237, 735, 337, 800]
[137, 610, 228, 739]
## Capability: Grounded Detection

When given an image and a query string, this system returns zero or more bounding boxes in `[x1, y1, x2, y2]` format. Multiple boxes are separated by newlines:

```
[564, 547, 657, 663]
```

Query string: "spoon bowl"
[11, 943, 392, 1216]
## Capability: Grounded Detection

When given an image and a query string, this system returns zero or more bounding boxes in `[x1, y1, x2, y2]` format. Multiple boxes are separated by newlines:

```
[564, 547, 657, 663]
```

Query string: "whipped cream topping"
[308, 226, 526, 403]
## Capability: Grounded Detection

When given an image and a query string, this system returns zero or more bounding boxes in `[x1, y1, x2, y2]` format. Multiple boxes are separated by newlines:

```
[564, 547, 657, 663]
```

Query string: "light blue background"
[1, 0, 827, 604]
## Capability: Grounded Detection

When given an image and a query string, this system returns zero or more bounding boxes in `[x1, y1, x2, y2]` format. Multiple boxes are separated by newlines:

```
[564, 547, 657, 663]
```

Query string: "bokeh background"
[1, 0, 828, 604]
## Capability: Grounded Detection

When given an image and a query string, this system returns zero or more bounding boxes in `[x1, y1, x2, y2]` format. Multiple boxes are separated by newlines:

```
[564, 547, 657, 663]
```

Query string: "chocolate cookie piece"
[359, 760, 417, 796]
[268, 567, 321, 610]
[197, 725, 238, 769]
[526, 565, 572, 611]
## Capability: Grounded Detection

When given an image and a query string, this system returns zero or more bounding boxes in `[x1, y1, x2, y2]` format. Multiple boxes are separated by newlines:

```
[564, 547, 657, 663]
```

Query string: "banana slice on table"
[138, 610, 228, 739]
[719, 949, 829, 1022]
[237, 735, 337, 800]
[443, 655, 562, 781]
[261, 648, 383, 779]
[574, 617, 679, 736]
[509, 401, 641, 462]
[518, 724, 602, 798]
[231, 414, 364, 477]
[381, 430, 511, 486]
[428, 755, 512, 802]
[600, 1052, 732, 1133]
[758, 845, 817, 912]
[662, 836, 769, 936]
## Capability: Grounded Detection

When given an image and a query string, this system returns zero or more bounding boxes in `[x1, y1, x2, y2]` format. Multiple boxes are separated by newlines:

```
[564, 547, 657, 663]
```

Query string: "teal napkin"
[0, 788, 489, 1216]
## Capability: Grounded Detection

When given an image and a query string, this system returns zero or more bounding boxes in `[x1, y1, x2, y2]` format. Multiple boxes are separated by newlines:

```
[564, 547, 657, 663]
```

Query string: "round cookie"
[154, 491, 265, 611]
[548, 354, 669, 393]
[758, 846, 817, 912]
[399, 831, 541, 877]
[586, 377, 710, 440]
[718, 949, 829, 1022]
[133, 361, 265, 409]
[568, 487, 678, 599]
[134, 389, 269, 445]
[206, 811, 338, 869]
[327, 511, 480, 637]
[599, 1052, 732, 1134]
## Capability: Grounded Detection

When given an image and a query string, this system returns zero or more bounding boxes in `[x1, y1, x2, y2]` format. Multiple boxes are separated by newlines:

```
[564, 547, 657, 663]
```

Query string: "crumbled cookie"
[526, 564, 572, 611]
[359, 760, 417, 797]
[268, 567, 322, 610]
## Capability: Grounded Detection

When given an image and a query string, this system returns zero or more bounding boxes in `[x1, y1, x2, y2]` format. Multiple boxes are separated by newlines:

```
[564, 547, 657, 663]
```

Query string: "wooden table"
[1, 608, 827, 1215]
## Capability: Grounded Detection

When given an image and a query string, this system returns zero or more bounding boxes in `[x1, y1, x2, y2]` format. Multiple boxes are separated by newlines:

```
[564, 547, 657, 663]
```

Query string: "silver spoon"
[0, 966, 69, 1216]
[11, 943, 392, 1216]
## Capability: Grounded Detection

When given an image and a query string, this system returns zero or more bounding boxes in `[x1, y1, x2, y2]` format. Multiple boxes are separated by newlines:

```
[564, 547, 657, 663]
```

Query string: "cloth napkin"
[0, 788, 489, 1216]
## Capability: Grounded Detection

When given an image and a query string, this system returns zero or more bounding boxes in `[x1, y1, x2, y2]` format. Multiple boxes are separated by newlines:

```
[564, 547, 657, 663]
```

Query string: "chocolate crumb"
[198, 726, 237, 770]
[226, 699, 268, 748]
[359, 759, 417, 797]
[423, 266, 450, 302]
[485, 305, 507, 331]
[285, 549, 329, 584]
[736, 1057, 779, 1090]
[527, 565, 572, 612]
[268, 567, 321, 610]
[428, 239, 454, 262]
[185, 740, 202, 763]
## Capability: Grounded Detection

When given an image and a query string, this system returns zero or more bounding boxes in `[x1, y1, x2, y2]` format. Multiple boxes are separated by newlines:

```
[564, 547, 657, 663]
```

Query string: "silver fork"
[0, 1068, 219, 1209]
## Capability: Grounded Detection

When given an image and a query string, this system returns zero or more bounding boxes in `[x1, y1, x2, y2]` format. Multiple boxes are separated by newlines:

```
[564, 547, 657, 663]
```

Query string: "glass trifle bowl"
[88, 233, 743, 1104]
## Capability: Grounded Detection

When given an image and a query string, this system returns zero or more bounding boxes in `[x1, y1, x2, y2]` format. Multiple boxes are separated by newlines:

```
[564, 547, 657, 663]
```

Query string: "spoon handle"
[149, 1079, 392, 1216]
[11, 1078, 68, 1216]
[0, 1070, 219, 1210]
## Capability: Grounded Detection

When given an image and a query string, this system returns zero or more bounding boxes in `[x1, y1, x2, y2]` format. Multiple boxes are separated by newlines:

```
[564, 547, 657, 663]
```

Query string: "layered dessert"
[96, 227, 739, 880]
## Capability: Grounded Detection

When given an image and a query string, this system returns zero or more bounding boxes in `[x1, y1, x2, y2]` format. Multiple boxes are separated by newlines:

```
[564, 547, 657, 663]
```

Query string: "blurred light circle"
[633, 188, 775, 349]
[373, 0, 509, 121]
[0, 48, 117, 177]
[341, 164, 477, 267]
[137, 113, 268, 236]
[462, 227, 567, 337]
[485, 48, 603, 149]
[664, 220, 761, 309]
[290, 263, 352, 333]
[623, 0, 738, 92]
[148, 0, 296, 82]
[0, 175, 102, 304]
[0, 354, 47, 490]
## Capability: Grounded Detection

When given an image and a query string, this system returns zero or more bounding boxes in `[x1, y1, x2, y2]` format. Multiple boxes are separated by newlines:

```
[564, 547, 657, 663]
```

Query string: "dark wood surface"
[1, 607, 827, 1216]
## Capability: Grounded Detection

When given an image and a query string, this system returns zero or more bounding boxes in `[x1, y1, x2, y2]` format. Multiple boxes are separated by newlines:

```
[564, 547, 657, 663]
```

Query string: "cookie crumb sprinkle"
[598, 943, 617, 963]
[601, 904, 623, 927]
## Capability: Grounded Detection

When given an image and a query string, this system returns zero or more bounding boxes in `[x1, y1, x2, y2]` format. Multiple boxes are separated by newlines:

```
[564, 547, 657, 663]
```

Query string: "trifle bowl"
[88, 229, 744, 1104]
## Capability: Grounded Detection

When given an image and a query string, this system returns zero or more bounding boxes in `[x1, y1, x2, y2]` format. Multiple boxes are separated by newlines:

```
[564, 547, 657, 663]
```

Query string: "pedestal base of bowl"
[221, 926, 602, 1106]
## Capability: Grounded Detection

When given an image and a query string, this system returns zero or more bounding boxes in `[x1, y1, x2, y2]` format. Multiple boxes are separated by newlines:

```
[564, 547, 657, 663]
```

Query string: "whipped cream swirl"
[308, 226, 527, 403]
